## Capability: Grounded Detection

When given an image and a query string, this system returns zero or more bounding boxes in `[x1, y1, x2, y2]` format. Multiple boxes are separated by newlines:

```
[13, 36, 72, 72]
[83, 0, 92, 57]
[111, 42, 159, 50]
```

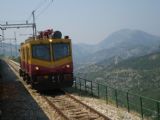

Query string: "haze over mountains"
[0, 43, 19, 57]
[1, 29, 160, 62]
[73, 29, 160, 69]
[74, 29, 160, 100]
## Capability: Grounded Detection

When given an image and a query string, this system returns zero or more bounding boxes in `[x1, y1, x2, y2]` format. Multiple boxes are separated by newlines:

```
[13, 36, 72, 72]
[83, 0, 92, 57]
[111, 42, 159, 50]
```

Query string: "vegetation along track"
[7, 59, 111, 120]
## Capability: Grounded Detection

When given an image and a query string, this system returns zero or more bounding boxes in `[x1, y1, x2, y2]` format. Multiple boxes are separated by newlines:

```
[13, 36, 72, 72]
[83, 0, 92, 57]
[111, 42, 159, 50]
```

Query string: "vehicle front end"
[29, 38, 73, 89]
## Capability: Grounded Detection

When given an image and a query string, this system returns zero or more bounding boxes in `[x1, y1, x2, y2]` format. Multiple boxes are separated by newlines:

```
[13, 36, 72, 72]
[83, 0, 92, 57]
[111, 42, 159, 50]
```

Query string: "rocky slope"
[76, 52, 160, 100]
[73, 29, 160, 68]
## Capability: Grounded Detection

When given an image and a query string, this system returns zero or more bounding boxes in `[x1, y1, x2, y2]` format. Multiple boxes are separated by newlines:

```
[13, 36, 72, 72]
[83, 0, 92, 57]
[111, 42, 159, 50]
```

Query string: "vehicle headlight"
[66, 64, 70, 68]
[35, 66, 39, 70]
[49, 39, 52, 42]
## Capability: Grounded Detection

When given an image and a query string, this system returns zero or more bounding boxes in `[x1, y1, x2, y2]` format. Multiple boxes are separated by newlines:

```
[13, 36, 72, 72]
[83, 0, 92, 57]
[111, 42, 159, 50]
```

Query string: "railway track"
[7, 59, 111, 120]
[43, 93, 111, 120]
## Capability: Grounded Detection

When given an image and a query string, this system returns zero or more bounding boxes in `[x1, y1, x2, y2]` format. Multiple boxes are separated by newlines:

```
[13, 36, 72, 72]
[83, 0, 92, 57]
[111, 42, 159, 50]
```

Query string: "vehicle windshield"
[32, 44, 50, 61]
[52, 43, 70, 60]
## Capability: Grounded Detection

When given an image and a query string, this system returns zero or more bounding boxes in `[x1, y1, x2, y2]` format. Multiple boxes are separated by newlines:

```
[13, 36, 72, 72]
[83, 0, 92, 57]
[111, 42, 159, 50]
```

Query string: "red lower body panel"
[20, 61, 73, 76]
[20, 61, 74, 89]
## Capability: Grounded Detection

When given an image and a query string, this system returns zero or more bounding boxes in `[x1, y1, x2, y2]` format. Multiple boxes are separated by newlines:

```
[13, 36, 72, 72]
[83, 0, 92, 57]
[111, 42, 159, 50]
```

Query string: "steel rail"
[8, 59, 112, 120]
[65, 92, 111, 120]
[43, 96, 70, 120]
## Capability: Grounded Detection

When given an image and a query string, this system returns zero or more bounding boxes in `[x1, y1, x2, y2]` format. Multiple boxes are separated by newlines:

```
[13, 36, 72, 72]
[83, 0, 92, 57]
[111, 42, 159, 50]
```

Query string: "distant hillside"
[112, 52, 160, 70]
[72, 43, 97, 67]
[77, 52, 160, 100]
[73, 29, 160, 68]
[98, 29, 160, 50]
[0, 43, 19, 57]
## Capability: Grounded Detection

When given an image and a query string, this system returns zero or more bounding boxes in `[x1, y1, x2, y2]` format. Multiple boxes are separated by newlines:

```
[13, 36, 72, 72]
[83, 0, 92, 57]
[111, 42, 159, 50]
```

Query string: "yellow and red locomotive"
[19, 29, 73, 89]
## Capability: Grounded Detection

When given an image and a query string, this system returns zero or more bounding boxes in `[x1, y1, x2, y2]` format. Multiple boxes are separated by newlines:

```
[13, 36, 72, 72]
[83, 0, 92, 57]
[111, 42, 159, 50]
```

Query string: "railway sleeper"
[71, 114, 89, 119]
[72, 111, 88, 115]
[67, 108, 82, 112]
[89, 114, 100, 119]
[62, 106, 76, 110]
[76, 113, 100, 120]
[60, 106, 76, 111]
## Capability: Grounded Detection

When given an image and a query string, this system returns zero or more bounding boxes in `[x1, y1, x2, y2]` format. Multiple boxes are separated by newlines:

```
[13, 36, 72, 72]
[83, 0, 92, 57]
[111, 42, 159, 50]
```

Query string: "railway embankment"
[0, 59, 49, 120]
[0, 59, 145, 120]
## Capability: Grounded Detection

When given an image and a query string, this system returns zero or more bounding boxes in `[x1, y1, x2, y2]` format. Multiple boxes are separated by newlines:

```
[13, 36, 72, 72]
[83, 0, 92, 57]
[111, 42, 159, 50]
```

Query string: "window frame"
[52, 43, 71, 61]
[31, 44, 51, 61]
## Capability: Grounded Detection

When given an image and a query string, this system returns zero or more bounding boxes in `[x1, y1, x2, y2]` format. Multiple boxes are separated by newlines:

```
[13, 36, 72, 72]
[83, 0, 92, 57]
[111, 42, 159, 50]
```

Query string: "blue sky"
[0, 0, 160, 44]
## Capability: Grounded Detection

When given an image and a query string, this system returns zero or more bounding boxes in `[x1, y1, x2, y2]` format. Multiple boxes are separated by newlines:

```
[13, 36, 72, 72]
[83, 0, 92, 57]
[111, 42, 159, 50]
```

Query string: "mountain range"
[73, 29, 160, 70]
[77, 52, 160, 100]
[74, 29, 160, 100]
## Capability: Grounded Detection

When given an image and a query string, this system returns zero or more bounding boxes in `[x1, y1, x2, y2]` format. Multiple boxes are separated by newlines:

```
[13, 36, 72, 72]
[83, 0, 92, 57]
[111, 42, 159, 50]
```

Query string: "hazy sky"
[0, 0, 160, 44]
